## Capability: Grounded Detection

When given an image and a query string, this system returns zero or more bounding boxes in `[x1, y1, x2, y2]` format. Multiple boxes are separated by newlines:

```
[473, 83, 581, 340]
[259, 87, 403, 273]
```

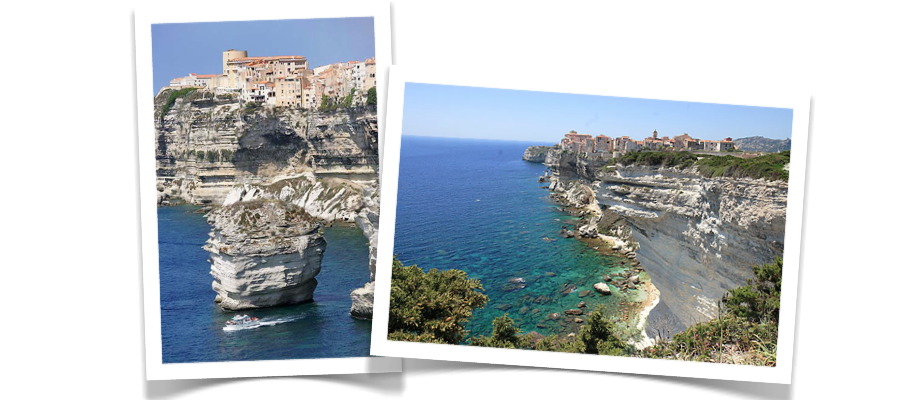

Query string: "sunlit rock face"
[204, 199, 327, 311]
[543, 152, 788, 337]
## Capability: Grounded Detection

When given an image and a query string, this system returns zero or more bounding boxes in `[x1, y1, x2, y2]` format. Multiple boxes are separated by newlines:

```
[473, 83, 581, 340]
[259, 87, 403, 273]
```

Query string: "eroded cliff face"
[522, 145, 553, 163]
[218, 175, 380, 318]
[204, 200, 326, 311]
[543, 156, 787, 338]
[155, 96, 377, 205]
[155, 94, 379, 315]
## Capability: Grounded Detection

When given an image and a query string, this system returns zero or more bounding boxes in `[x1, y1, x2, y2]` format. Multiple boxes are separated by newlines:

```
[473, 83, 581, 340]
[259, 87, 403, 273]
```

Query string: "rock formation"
[536, 146, 788, 338]
[155, 90, 379, 316]
[204, 199, 326, 310]
[522, 145, 553, 163]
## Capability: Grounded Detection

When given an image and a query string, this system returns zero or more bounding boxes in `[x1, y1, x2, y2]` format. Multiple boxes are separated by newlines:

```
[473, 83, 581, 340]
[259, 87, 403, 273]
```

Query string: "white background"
[2, 0, 916, 398]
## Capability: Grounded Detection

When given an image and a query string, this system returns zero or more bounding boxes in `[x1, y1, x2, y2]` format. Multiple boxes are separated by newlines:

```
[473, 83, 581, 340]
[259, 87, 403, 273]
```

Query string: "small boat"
[225, 314, 259, 327]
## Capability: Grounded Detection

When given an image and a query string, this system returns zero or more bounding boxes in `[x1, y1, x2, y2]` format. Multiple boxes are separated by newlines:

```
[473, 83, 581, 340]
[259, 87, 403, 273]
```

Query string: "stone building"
[166, 50, 376, 109]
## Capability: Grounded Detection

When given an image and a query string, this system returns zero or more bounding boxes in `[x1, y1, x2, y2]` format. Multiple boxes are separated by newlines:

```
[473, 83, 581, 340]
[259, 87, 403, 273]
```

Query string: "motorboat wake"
[222, 314, 304, 332]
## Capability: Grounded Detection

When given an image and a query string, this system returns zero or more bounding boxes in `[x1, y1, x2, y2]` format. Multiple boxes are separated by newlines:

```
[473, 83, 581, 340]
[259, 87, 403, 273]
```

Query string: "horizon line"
[403, 134, 556, 144]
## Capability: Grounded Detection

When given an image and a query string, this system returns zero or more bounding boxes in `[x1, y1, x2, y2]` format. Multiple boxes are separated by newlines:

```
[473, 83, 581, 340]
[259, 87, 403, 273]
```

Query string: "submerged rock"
[204, 199, 326, 311]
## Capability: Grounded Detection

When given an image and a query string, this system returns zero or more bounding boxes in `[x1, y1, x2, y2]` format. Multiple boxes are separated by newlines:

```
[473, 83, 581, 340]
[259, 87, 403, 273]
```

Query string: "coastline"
[594, 233, 659, 349]
[556, 215, 660, 348]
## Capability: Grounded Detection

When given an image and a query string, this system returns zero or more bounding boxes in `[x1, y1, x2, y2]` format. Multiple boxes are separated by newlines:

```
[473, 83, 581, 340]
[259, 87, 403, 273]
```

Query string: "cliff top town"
[165, 49, 376, 110]
[560, 130, 737, 158]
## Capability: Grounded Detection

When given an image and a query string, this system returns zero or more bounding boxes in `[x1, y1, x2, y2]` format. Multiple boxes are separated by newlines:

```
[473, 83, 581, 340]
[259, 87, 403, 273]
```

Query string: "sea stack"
[204, 199, 326, 311]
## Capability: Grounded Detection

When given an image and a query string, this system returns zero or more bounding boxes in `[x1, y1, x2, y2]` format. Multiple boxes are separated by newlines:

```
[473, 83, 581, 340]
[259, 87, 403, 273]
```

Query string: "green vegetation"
[614, 150, 790, 181]
[578, 306, 630, 355]
[696, 151, 790, 181]
[642, 258, 783, 365]
[242, 101, 262, 115]
[469, 306, 633, 356]
[469, 314, 522, 349]
[219, 149, 234, 162]
[388, 256, 781, 366]
[613, 150, 699, 169]
[366, 86, 377, 105]
[159, 88, 197, 118]
[387, 258, 489, 344]
[343, 88, 355, 108]
[319, 95, 335, 112]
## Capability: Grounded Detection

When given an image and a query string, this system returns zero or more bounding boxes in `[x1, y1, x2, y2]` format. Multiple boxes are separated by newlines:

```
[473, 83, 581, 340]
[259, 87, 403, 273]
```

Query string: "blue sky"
[402, 83, 793, 142]
[151, 18, 375, 93]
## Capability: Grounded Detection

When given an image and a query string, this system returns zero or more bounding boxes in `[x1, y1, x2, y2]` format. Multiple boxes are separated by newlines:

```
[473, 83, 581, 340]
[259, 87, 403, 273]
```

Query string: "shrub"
[388, 258, 489, 344]
[343, 88, 355, 108]
[614, 150, 790, 181]
[366, 86, 377, 105]
[470, 314, 521, 349]
[242, 101, 262, 115]
[642, 258, 783, 365]
[159, 87, 198, 118]
[579, 306, 630, 355]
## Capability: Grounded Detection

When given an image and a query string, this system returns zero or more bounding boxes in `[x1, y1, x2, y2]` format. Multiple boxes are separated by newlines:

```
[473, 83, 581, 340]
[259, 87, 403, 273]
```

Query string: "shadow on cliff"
[233, 113, 306, 174]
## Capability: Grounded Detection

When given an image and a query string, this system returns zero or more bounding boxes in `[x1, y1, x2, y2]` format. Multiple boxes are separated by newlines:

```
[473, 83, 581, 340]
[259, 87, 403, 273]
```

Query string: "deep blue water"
[394, 136, 632, 338]
[157, 205, 371, 363]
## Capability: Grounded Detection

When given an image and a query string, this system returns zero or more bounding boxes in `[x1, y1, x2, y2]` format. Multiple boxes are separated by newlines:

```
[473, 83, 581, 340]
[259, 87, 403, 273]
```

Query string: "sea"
[394, 135, 633, 338]
[157, 205, 371, 363]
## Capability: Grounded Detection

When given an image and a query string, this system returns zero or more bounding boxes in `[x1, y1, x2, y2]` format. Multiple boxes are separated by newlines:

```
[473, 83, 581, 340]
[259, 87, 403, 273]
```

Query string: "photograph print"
[136, 4, 398, 380]
[373, 70, 807, 384]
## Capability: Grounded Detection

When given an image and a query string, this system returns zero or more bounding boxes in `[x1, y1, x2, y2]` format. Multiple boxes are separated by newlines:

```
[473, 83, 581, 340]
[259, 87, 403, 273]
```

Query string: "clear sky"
[151, 18, 375, 93]
[402, 83, 793, 142]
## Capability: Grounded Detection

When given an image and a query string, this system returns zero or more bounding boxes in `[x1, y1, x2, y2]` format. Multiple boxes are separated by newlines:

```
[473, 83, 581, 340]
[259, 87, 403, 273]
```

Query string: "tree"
[343, 88, 355, 108]
[578, 306, 629, 355]
[319, 95, 332, 112]
[388, 258, 489, 344]
[366, 86, 377, 105]
[470, 314, 522, 348]
[723, 257, 782, 324]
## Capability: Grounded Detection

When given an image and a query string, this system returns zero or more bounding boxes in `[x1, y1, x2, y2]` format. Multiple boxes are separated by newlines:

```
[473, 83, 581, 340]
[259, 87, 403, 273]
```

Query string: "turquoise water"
[157, 205, 371, 363]
[394, 136, 633, 338]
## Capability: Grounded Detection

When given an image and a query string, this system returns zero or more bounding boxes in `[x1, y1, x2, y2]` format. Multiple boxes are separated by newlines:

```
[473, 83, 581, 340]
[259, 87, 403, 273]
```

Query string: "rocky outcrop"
[540, 152, 787, 338]
[522, 145, 553, 163]
[219, 175, 380, 318]
[204, 199, 326, 311]
[155, 90, 379, 316]
[542, 146, 608, 179]
[349, 281, 374, 320]
[155, 93, 377, 205]
[222, 176, 372, 223]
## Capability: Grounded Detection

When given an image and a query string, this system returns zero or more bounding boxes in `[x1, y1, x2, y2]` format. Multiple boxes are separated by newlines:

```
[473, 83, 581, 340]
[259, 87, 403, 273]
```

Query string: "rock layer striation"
[155, 91, 379, 315]
[204, 199, 327, 311]
[539, 146, 787, 338]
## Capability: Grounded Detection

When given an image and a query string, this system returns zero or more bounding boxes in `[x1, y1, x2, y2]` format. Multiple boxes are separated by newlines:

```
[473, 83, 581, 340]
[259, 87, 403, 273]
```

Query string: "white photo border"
[135, 2, 400, 381]
[370, 66, 809, 384]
